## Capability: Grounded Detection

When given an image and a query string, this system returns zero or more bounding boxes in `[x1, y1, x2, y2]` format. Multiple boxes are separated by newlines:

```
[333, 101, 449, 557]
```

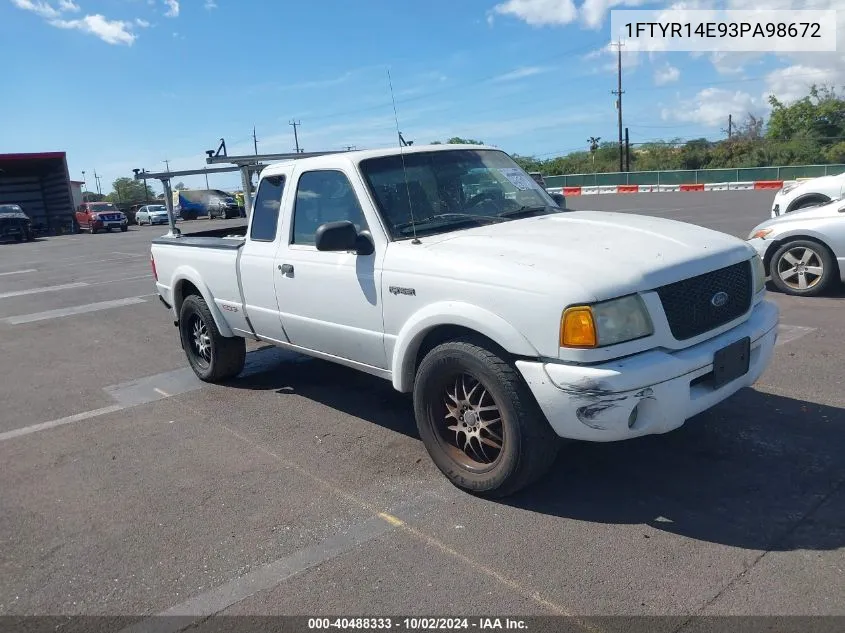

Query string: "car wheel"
[178, 294, 246, 382]
[90, 225, 98, 234]
[771, 240, 838, 297]
[120, 225, 128, 232]
[413, 337, 560, 498]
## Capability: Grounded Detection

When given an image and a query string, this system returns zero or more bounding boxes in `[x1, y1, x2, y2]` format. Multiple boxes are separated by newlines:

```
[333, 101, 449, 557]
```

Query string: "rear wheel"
[178, 294, 246, 382]
[413, 338, 560, 498]
[771, 239, 838, 297]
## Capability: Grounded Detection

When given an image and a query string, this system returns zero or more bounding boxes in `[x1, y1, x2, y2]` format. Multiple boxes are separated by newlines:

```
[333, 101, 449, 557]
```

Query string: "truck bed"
[151, 223, 248, 250]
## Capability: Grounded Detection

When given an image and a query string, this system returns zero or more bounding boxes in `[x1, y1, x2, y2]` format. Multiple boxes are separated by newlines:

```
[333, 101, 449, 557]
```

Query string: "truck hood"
[752, 198, 843, 233]
[416, 211, 755, 302]
[0, 211, 29, 220]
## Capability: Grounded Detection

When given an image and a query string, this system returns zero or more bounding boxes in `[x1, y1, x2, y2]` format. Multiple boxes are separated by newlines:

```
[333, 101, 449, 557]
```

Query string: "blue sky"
[2, 0, 843, 193]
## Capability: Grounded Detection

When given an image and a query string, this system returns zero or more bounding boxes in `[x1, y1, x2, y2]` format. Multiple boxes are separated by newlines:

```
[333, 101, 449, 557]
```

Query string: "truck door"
[238, 174, 291, 342]
[274, 168, 387, 370]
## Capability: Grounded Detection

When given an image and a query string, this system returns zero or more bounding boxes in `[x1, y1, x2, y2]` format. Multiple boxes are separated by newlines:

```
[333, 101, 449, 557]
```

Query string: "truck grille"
[655, 260, 752, 340]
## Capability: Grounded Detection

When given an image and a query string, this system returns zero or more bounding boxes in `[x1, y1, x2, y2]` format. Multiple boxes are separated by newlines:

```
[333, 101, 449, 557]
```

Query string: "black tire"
[120, 225, 128, 232]
[770, 239, 838, 297]
[90, 225, 98, 234]
[787, 195, 829, 213]
[178, 294, 246, 382]
[413, 337, 560, 498]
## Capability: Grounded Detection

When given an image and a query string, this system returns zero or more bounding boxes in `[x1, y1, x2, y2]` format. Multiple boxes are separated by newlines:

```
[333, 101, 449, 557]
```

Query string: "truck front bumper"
[516, 299, 779, 442]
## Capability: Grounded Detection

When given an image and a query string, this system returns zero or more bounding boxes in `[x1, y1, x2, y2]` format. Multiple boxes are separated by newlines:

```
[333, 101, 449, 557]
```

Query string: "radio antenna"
[387, 68, 419, 244]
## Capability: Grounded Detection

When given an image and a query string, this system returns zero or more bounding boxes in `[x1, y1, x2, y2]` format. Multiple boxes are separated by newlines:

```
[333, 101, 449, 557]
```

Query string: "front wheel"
[120, 225, 128, 232]
[771, 240, 838, 297]
[178, 294, 246, 382]
[413, 338, 560, 498]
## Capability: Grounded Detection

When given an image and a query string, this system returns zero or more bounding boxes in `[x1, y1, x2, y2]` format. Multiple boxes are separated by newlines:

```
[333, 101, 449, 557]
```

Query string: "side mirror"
[315, 221, 374, 255]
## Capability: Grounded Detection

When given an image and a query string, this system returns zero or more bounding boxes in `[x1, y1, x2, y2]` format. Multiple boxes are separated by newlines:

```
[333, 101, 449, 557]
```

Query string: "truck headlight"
[560, 295, 654, 348]
[752, 254, 766, 294]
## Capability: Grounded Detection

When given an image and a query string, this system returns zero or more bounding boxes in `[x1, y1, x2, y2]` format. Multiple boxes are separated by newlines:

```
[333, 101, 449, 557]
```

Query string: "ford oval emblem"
[711, 291, 729, 307]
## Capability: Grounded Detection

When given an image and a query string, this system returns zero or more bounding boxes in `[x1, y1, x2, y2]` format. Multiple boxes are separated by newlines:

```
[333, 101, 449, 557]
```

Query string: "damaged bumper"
[516, 299, 779, 442]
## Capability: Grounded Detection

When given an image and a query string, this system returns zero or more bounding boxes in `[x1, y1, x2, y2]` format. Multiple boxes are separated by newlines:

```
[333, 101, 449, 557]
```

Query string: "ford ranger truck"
[149, 144, 779, 498]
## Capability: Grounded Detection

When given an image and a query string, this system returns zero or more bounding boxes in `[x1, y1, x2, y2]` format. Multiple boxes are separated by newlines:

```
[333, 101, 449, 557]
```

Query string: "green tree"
[82, 191, 106, 202]
[106, 177, 156, 205]
[446, 137, 484, 145]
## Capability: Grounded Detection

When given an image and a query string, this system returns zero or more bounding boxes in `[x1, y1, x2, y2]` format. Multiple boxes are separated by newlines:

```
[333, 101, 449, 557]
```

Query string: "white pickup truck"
[150, 144, 779, 497]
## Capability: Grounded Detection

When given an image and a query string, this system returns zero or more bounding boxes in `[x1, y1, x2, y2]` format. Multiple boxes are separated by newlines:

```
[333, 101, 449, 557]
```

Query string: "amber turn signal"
[560, 306, 597, 348]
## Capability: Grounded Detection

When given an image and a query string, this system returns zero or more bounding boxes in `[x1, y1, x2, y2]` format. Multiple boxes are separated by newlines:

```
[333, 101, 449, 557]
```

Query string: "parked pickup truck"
[150, 144, 780, 497]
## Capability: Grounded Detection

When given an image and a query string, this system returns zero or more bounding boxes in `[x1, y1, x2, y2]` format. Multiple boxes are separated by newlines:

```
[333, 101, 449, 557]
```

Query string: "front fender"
[170, 265, 234, 337]
[391, 301, 540, 392]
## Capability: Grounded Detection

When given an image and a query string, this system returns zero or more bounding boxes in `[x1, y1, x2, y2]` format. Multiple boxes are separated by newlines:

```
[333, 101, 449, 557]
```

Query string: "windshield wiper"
[395, 213, 504, 234]
[497, 205, 560, 219]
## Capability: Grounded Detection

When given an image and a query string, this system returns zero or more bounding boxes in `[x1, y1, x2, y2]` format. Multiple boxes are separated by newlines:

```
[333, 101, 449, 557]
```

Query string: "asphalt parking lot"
[1, 192, 843, 628]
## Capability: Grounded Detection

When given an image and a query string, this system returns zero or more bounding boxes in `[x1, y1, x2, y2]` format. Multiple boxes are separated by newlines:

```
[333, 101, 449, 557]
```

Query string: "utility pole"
[289, 120, 302, 153]
[611, 39, 625, 173]
[252, 125, 258, 155]
[204, 167, 210, 189]
[163, 159, 171, 172]
[728, 114, 733, 139]
[625, 127, 631, 172]
[93, 169, 102, 195]
[81, 170, 86, 200]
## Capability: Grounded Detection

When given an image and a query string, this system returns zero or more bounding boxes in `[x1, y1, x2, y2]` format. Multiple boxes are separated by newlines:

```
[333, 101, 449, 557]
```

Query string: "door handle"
[279, 263, 294, 275]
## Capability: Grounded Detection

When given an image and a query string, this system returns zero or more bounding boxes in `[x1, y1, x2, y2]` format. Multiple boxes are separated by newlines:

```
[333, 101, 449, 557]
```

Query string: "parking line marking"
[0, 269, 37, 276]
[153, 388, 171, 397]
[776, 324, 817, 347]
[0, 405, 124, 443]
[118, 515, 397, 632]
[0, 282, 88, 299]
[3, 296, 149, 325]
[218, 425, 586, 625]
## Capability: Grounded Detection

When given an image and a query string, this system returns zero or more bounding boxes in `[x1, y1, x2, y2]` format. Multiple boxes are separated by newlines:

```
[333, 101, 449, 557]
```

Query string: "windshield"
[91, 203, 117, 211]
[148, 206, 167, 212]
[0, 205, 24, 214]
[359, 149, 561, 239]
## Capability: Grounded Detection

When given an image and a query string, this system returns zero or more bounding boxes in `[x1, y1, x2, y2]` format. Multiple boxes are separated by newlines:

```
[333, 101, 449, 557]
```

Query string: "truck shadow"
[230, 346, 845, 552]
[503, 387, 845, 552]
[231, 345, 418, 439]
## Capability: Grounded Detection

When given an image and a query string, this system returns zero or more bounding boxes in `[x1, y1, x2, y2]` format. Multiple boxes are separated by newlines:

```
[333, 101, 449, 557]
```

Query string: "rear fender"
[170, 266, 235, 337]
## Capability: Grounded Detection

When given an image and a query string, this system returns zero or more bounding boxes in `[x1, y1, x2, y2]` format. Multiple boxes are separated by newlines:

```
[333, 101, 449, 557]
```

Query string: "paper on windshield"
[498, 168, 537, 191]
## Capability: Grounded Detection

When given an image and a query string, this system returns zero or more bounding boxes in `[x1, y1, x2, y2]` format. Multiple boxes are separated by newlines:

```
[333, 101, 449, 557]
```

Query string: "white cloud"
[654, 64, 680, 85]
[135, 18, 150, 27]
[204, 0, 217, 8]
[11, 0, 60, 19]
[163, 0, 179, 17]
[581, 0, 649, 28]
[50, 14, 136, 45]
[492, 0, 577, 26]
[12, 0, 140, 45]
[764, 65, 841, 104]
[661, 87, 759, 127]
[491, 66, 554, 82]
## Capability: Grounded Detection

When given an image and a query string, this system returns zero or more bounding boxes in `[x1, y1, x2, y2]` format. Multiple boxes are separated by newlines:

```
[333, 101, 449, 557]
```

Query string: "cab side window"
[250, 176, 285, 242]
[292, 170, 367, 246]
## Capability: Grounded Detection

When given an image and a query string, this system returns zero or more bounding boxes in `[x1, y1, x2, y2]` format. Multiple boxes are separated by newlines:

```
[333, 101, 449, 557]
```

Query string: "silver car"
[136, 204, 171, 226]
[747, 198, 845, 296]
